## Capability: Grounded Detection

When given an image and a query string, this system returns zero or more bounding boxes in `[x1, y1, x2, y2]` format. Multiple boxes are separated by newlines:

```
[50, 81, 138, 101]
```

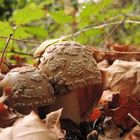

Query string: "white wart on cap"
[39, 41, 102, 94]
[0, 66, 55, 114]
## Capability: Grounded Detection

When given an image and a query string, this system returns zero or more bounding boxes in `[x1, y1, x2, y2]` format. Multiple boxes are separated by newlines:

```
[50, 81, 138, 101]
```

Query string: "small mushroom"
[38, 41, 103, 122]
[0, 65, 55, 115]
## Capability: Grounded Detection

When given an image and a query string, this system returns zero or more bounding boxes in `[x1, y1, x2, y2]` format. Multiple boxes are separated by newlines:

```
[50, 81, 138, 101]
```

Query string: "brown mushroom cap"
[39, 41, 102, 94]
[0, 66, 55, 114]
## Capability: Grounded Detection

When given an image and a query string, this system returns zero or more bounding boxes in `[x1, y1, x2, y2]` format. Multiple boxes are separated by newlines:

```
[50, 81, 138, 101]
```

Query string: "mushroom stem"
[49, 90, 81, 123]
[49, 84, 103, 123]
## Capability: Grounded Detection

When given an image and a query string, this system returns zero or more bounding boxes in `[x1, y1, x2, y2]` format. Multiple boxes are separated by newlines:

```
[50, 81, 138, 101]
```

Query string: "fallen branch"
[0, 50, 33, 57]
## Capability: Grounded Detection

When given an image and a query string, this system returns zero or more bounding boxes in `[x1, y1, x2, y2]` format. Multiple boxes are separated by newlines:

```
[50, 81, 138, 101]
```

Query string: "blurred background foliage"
[0, 0, 140, 63]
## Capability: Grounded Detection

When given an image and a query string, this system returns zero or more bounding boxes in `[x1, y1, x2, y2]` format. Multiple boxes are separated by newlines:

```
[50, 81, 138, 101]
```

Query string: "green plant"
[0, 0, 140, 64]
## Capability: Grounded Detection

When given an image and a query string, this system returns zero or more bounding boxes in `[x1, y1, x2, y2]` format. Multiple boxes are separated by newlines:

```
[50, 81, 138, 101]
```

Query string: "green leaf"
[121, 4, 134, 14]
[79, 0, 112, 18]
[24, 26, 48, 39]
[75, 33, 88, 45]
[0, 39, 6, 50]
[49, 10, 73, 24]
[0, 21, 13, 36]
[16, 0, 27, 8]
[11, 3, 45, 25]
[85, 29, 102, 37]
[78, 19, 91, 30]
[0, 0, 4, 5]
[0, 39, 15, 52]
[14, 27, 32, 39]
[78, 0, 113, 28]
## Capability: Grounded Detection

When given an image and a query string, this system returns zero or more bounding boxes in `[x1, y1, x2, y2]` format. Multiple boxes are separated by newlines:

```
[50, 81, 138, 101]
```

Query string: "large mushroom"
[38, 41, 103, 122]
[0, 65, 55, 115]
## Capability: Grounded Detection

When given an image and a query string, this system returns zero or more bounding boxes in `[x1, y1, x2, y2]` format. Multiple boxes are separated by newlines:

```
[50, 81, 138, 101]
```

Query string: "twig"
[128, 113, 140, 126]
[0, 34, 13, 67]
[0, 36, 41, 44]
[82, 20, 139, 34]
[90, 49, 140, 61]
[99, 23, 121, 46]
[61, 19, 140, 39]
[0, 50, 33, 57]
[10, 50, 33, 57]
[92, 49, 140, 54]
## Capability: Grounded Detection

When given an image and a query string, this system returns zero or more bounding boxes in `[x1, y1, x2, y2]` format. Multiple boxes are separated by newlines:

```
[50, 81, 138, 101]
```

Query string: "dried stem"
[0, 50, 33, 57]
[0, 34, 13, 68]
[128, 113, 140, 126]
[99, 22, 122, 46]
[0, 36, 41, 44]
[70, 19, 140, 38]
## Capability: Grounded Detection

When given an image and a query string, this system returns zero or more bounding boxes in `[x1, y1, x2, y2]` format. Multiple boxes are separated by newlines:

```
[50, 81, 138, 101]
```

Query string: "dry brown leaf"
[12, 111, 53, 140]
[0, 58, 9, 74]
[97, 59, 109, 70]
[98, 90, 119, 108]
[0, 127, 12, 140]
[102, 60, 140, 100]
[112, 97, 140, 129]
[105, 41, 140, 52]
[0, 109, 65, 140]
[124, 125, 140, 140]
[0, 103, 20, 128]
[45, 108, 66, 139]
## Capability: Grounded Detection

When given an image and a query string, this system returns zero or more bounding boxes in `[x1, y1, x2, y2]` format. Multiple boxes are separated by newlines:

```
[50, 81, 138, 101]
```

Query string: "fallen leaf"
[89, 108, 102, 121]
[102, 60, 140, 101]
[0, 127, 12, 140]
[98, 90, 120, 109]
[112, 96, 140, 129]
[0, 109, 65, 140]
[0, 103, 20, 128]
[45, 108, 66, 139]
[0, 58, 9, 74]
[124, 125, 140, 140]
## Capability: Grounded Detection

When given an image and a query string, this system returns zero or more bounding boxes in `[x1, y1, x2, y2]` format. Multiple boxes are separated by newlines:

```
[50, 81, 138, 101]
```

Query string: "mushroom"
[0, 65, 55, 115]
[38, 41, 103, 122]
